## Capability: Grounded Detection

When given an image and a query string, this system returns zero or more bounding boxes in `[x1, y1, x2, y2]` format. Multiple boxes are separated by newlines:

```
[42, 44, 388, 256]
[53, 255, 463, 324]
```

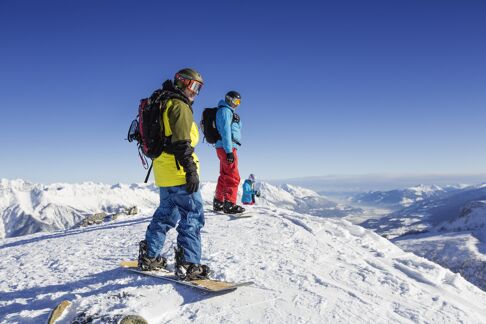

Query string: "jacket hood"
[161, 80, 191, 106]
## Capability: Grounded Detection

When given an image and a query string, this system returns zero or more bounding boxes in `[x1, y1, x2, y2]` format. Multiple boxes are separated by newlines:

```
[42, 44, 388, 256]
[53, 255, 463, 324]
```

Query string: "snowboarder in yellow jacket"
[138, 68, 209, 281]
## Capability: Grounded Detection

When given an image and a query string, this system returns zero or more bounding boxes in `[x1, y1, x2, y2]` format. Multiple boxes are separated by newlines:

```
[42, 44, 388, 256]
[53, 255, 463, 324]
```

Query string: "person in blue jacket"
[212, 91, 245, 214]
[242, 174, 261, 205]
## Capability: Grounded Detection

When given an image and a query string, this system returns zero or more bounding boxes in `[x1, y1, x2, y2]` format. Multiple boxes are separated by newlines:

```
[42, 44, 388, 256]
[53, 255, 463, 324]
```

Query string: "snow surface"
[395, 231, 486, 292]
[1, 204, 486, 323]
[351, 184, 486, 293]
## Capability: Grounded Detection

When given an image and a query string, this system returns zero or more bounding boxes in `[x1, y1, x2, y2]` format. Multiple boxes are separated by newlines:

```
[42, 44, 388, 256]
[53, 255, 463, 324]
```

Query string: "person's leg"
[145, 187, 179, 258]
[214, 148, 227, 202]
[171, 185, 205, 264]
[224, 148, 241, 204]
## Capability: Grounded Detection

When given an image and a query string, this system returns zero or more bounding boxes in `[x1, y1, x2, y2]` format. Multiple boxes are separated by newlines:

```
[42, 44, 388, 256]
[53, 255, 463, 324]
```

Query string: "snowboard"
[120, 260, 253, 293]
[207, 210, 256, 219]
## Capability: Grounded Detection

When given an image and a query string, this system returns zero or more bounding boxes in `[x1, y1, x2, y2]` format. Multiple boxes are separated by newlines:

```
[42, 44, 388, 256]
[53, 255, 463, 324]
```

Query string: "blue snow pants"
[145, 185, 205, 264]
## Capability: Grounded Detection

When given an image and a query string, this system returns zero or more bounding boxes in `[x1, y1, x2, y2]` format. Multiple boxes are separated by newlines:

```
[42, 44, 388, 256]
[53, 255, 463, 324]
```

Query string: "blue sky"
[0, 0, 485, 184]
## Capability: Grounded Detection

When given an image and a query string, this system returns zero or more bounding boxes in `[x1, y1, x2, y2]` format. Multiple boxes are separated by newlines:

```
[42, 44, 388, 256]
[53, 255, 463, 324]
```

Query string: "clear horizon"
[3, 172, 486, 194]
[1, 1, 485, 184]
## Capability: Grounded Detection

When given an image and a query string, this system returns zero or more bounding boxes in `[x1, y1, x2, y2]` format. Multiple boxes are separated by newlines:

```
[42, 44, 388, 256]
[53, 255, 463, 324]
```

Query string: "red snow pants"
[215, 148, 240, 204]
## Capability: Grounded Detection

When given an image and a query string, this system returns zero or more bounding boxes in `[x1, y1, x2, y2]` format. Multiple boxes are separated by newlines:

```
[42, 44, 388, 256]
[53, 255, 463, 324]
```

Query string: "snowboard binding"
[138, 240, 167, 271]
[174, 245, 211, 281]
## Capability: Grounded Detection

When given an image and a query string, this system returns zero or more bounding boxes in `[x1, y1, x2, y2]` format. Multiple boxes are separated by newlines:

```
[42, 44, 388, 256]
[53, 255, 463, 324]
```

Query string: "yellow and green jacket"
[153, 93, 200, 187]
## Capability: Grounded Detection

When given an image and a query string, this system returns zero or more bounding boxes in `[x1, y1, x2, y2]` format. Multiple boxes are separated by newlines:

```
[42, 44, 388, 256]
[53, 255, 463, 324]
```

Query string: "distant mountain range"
[0, 179, 361, 239]
[350, 184, 467, 208]
[358, 184, 486, 238]
[352, 183, 486, 291]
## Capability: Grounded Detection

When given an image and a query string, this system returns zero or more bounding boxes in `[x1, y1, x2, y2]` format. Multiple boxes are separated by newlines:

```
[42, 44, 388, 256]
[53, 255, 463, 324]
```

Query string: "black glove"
[232, 113, 240, 123]
[172, 140, 199, 193]
[226, 152, 234, 163]
[255, 191, 261, 197]
[185, 171, 199, 193]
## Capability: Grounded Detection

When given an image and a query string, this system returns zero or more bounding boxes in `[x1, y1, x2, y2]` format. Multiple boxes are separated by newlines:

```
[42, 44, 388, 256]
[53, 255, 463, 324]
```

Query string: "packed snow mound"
[351, 184, 462, 208]
[0, 179, 159, 239]
[1, 205, 486, 323]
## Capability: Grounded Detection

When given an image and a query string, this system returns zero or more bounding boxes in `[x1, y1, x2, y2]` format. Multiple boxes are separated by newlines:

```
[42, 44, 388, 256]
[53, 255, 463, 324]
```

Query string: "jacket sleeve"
[168, 100, 197, 174]
[217, 108, 234, 153]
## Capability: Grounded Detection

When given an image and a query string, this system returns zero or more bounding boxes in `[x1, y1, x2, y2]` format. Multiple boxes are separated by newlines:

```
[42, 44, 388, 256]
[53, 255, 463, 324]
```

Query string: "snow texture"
[1, 184, 486, 322]
[352, 184, 486, 292]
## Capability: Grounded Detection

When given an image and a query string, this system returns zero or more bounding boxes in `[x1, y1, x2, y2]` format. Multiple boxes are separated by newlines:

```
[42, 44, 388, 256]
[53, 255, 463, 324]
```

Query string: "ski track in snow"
[1, 206, 486, 323]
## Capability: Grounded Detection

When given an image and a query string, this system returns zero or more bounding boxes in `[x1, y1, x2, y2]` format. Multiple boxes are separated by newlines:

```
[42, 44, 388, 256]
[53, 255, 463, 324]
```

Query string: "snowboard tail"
[120, 260, 253, 293]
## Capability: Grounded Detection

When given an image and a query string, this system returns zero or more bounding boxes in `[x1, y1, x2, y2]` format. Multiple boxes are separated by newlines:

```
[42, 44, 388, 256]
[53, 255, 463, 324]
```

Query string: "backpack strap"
[144, 161, 153, 183]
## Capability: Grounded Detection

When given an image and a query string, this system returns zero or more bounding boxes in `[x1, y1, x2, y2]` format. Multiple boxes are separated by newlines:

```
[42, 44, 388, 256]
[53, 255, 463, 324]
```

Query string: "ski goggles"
[231, 97, 241, 106]
[175, 74, 203, 94]
[187, 79, 203, 94]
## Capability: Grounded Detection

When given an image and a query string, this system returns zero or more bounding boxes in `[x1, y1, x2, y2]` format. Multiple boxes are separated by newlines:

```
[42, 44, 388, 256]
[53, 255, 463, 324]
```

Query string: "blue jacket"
[215, 100, 242, 153]
[242, 179, 256, 203]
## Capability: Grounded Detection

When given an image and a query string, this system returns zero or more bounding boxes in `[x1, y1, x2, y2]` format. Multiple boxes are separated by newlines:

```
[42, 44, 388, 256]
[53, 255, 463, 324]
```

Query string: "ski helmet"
[248, 174, 255, 182]
[225, 90, 241, 107]
[174, 68, 204, 94]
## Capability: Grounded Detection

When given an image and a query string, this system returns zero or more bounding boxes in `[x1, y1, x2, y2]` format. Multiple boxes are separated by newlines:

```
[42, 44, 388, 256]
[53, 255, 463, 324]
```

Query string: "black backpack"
[200, 107, 221, 144]
[127, 89, 169, 181]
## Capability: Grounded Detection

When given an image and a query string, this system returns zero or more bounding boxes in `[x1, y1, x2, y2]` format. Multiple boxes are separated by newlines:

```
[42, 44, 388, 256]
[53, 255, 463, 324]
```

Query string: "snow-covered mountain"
[1, 203, 486, 323]
[355, 184, 486, 291]
[439, 200, 486, 233]
[360, 184, 486, 239]
[254, 182, 362, 217]
[0, 179, 361, 239]
[350, 184, 464, 208]
[0, 179, 159, 239]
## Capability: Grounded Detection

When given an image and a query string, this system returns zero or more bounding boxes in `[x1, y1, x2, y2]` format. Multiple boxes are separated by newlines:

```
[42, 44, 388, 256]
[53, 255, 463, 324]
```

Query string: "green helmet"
[174, 68, 204, 92]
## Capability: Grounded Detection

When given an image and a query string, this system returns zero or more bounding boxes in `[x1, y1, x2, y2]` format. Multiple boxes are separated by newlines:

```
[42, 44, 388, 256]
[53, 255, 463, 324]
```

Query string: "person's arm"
[169, 100, 199, 192]
[217, 108, 234, 153]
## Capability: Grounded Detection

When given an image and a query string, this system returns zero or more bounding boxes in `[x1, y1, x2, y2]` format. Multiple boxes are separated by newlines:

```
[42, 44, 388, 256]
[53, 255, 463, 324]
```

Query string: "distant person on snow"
[138, 68, 210, 281]
[212, 91, 245, 214]
[242, 174, 261, 205]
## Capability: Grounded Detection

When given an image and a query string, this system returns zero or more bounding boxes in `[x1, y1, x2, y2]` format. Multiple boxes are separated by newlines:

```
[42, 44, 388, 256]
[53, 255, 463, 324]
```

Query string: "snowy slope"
[0, 179, 160, 239]
[439, 200, 486, 233]
[254, 182, 362, 217]
[0, 179, 360, 239]
[354, 184, 486, 292]
[1, 205, 486, 323]
[393, 198, 486, 291]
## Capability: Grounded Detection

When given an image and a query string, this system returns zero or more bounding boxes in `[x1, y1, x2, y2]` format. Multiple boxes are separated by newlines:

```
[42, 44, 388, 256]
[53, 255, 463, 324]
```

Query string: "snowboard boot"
[223, 201, 245, 214]
[138, 240, 167, 271]
[174, 246, 210, 281]
[213, 198, 224, 212]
